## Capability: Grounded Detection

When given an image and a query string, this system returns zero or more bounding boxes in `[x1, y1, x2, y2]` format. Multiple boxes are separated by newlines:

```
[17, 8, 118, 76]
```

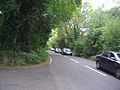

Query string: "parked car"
[51, 48, 55, 51]
[96, 51, 120, 79]
[61, 48, 72, 56]
[55, 48, 62, 53]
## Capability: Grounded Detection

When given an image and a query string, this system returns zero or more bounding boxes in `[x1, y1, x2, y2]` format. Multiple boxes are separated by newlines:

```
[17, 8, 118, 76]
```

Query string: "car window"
[117, 54, 120, 59]
[109, 53, 115, 58]
[59, 49, 61, 51]
[66, 49, 71, 52]
[63, 48, 71, 52]
[102, 52, 109, 57]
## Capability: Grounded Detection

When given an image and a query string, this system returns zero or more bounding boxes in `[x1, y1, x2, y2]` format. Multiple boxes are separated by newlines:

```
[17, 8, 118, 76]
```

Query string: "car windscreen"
[65, 49, 71, 52]
[117, 54, 120, 59]
[58, 49, 61, 51]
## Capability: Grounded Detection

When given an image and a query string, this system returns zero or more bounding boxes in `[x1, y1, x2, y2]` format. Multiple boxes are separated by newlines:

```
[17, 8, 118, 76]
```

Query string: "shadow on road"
[99, 68, 116, 78]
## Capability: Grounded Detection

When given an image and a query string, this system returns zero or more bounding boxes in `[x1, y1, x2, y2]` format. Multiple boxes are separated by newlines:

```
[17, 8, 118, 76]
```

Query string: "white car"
[51, 48, 55, 51]
[55, 48, 62, 53]
[61, 48, 72, 56]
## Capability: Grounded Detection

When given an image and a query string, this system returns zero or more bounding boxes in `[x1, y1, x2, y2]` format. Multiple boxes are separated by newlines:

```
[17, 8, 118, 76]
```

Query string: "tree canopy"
[0, 0, 82, 66]
[48, 3, 120, 58]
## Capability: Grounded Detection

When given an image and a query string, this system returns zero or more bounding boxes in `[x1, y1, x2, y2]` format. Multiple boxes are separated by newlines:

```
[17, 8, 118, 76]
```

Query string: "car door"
[100, 52, 110, 69]
[106, 53, 116, 72]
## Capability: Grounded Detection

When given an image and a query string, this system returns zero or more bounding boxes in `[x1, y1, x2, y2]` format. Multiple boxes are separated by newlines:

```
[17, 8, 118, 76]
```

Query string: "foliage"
[103, 17, 120, 51]
[89, 55, 96, 61]
[47, 28, 59, 48]
[47, 0, 77, 23]
[84, 29, 104, 56]
[73, 36, 86, 56]
[0, 48, 48, 67]
[1, 51, 26, 67]
[48, 5, 120, 58]
[76, 7, 120, 57]
[0, 0, 81, 67]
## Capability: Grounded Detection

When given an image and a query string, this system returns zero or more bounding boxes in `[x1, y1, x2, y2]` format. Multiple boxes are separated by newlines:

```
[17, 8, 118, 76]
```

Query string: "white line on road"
[84, 65, 107, 77]
[70, 58, 79, 64]
[49, 56, 53, 64]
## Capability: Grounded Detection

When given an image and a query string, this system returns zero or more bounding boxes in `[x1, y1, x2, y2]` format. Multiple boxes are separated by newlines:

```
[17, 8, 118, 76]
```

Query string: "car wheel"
[115, 69, 120, 79]
[96, 61, 101, 69]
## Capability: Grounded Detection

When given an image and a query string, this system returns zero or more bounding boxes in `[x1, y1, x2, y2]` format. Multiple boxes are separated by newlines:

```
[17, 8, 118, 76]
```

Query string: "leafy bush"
[2, 51, 26, 67]
[73, 41, 84, 56]
[73, 36, 86, 56]
[0, 48, 48, 67]
[22, 52, 40, 65]
[36, 48, 48, 62]
[103, 18, 120, 51]
[89, 55, 97, 61]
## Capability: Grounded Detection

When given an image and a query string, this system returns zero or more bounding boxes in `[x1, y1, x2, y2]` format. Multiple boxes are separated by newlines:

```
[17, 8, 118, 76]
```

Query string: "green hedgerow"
[0, 48, 48, 67]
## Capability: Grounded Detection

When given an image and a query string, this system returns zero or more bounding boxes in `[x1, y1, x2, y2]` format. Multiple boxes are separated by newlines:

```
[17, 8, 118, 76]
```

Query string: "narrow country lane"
[0, 51, 120, 90]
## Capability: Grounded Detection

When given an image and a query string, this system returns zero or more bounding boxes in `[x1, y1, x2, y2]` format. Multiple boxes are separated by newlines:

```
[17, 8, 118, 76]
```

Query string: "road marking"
[84, 65, 107, 77]
[70, 58, 79, 64]
[49, 56, 53, 64]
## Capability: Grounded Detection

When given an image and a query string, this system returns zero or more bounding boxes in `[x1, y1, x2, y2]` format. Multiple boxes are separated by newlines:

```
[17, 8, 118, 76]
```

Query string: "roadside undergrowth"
[0, 48, 49, 68]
